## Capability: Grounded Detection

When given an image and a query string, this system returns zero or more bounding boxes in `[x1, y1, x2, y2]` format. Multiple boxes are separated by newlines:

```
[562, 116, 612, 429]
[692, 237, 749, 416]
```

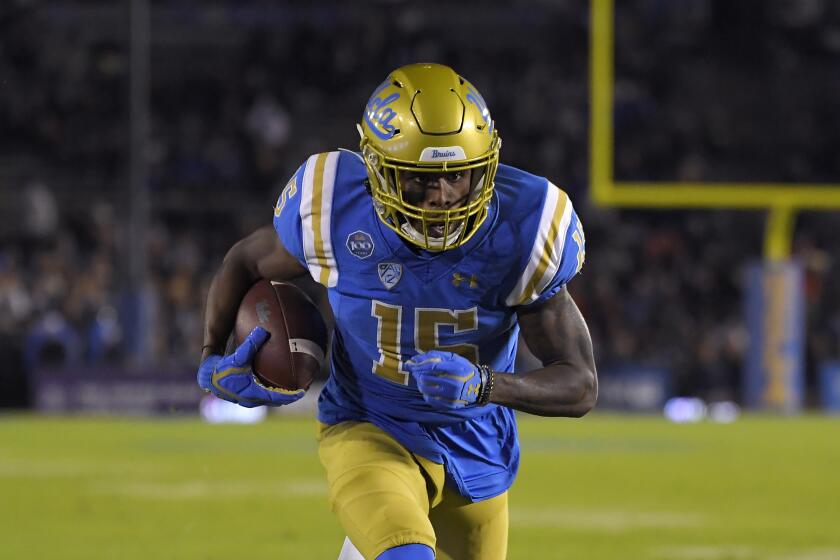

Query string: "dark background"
[1, 0, 838, 409]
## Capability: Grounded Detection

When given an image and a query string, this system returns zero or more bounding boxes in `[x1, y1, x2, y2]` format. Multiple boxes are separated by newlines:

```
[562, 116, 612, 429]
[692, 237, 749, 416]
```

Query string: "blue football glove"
[197, 326, 305, 408]
[406, 350, 487, 410]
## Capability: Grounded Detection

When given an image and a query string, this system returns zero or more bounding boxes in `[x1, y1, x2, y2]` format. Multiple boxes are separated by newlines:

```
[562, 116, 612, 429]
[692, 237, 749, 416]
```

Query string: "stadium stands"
[1, 0, 838, 408]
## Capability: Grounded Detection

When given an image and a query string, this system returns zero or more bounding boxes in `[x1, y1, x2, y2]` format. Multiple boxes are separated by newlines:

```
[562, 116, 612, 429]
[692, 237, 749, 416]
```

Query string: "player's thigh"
[430, 487, 509, 560]
[317, 421, 437, 559]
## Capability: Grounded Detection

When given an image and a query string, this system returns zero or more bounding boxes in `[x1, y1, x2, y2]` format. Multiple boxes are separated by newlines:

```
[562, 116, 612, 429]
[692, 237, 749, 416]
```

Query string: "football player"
[198, 63, 597, 560]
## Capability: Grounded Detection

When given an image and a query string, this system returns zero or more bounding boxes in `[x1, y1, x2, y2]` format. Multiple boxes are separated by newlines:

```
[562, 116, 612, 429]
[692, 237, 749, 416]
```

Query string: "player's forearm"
[489, 363, 597, 417]
[201, 227, 310, 362]
[201, 251, 259, 361]
[508, 287, 598, 416]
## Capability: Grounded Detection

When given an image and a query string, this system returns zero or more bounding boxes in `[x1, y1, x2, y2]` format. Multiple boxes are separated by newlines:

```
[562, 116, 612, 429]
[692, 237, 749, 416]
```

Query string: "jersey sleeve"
[272, 163, 308, 268]
[504, 182, 585, 307]
[272, 151, 342, 288]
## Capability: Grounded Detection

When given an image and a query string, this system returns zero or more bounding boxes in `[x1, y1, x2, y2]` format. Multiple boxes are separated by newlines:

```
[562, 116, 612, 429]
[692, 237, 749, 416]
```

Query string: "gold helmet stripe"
[301, 152, 340, 287]
[506, 184, 573, 306]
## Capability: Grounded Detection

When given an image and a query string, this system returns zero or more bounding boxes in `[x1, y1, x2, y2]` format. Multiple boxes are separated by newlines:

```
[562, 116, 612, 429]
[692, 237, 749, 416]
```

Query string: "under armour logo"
[466, 383, 480, 397]
[452, 273, 478, 289]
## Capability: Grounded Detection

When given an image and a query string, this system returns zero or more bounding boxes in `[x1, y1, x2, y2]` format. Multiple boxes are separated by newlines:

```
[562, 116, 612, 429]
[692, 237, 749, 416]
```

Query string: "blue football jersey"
[273, 150, 584, 501]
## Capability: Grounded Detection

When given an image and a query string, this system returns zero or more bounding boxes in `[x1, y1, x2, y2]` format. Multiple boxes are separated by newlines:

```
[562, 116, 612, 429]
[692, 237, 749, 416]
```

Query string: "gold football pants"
[317, 421, 508, 560]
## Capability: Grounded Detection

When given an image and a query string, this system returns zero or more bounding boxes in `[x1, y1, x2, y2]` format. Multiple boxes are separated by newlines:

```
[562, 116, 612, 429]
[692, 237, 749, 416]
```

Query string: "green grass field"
[1, 413, 839, 559]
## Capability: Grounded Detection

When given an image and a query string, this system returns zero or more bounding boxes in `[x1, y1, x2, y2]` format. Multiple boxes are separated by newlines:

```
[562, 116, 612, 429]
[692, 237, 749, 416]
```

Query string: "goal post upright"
[587, 0, 832, 410]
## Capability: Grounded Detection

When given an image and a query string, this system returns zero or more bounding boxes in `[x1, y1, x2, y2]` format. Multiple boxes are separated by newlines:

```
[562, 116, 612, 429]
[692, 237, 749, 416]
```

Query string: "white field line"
[652, 545, 758, 560]
[510, 507, 706, 532]
[652, 546, 840, 560]
[90, 478, 327, 500]
[0, 458, 166, 478]
[770, 551, 840, 560]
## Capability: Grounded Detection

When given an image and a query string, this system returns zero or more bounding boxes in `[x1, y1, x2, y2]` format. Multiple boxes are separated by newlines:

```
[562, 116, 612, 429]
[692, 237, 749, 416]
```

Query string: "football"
[234, 280, 328, 391]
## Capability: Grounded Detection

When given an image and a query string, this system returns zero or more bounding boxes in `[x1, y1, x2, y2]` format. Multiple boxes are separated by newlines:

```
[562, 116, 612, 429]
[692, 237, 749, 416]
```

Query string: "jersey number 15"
[371, 301, 479, 385]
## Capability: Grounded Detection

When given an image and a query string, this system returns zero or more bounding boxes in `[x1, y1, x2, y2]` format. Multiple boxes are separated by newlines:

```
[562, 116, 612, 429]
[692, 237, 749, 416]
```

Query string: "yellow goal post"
[589, 0, 840, 261]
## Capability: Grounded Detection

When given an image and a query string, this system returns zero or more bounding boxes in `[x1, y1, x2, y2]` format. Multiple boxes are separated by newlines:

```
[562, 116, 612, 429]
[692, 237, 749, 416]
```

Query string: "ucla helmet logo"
[364, 80, 401, 141]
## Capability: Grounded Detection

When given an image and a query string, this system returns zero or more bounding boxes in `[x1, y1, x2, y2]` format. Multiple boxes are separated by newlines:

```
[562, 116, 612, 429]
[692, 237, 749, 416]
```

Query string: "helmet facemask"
[361, 134, 499, 251]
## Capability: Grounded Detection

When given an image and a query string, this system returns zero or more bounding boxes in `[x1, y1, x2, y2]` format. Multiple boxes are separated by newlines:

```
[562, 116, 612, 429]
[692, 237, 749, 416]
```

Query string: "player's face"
[398, 169, 473, 238]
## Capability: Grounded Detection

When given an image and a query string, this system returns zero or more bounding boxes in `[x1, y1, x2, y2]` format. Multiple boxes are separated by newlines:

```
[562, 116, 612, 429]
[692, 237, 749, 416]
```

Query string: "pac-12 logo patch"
[346, 230, 374, 259]
[377, 263, 402, 290]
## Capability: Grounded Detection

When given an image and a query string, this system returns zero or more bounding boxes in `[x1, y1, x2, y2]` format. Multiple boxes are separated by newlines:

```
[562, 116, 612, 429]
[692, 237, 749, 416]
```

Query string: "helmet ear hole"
[364, 148, 379, 166]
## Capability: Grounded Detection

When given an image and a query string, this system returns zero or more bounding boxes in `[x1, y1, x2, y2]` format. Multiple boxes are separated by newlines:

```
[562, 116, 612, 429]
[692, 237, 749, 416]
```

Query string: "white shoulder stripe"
[300, 152, 340, 287]
[505, 182, 573, 306]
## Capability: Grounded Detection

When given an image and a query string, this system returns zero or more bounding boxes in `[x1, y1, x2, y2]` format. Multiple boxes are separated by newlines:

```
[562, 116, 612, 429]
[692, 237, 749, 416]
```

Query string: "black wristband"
[476, 364, 495, 406]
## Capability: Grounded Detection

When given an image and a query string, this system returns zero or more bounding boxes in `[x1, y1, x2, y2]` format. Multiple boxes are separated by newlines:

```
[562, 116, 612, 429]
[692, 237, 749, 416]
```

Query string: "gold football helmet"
[359, 63, 501, 251]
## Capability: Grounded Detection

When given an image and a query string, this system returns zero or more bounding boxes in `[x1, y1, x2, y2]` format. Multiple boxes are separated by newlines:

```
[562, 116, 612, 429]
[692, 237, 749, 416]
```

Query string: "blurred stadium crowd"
[1, 0, 838, 407]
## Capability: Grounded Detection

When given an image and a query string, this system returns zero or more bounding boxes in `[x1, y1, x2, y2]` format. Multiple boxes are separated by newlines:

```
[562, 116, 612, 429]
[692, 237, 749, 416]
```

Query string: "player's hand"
[406, 350, 487, 410]
[197, 327, 305, 408]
